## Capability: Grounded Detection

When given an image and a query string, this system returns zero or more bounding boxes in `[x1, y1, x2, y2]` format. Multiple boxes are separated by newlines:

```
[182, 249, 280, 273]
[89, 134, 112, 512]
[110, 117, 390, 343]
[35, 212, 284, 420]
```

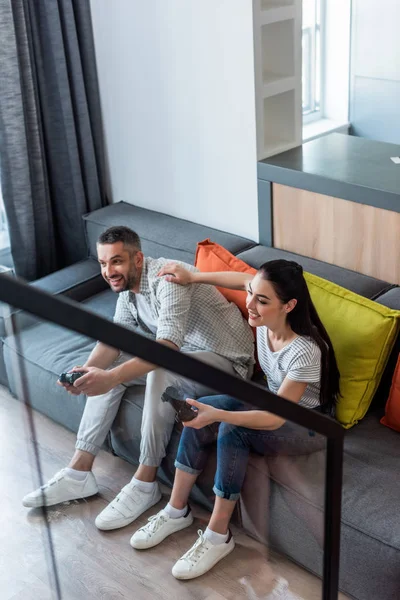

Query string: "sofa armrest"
[0, 259, 107, 337]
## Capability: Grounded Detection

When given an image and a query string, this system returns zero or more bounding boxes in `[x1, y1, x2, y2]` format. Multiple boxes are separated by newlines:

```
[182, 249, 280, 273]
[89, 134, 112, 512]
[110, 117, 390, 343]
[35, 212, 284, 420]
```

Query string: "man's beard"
[109, 267, 139, 293]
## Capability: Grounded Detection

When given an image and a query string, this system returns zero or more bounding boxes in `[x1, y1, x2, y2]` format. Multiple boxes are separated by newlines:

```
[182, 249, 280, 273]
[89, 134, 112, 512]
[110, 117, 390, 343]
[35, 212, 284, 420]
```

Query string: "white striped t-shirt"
[256, 326, 322, 408]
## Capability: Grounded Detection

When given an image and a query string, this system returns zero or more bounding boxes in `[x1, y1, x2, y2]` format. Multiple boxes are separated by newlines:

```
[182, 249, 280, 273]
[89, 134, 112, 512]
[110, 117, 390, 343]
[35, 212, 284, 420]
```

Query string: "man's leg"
[22, 352, 146, 509]
[130, 395, 243, 579]
[95, 352, 237, 531]
[136, 351, 236, 482]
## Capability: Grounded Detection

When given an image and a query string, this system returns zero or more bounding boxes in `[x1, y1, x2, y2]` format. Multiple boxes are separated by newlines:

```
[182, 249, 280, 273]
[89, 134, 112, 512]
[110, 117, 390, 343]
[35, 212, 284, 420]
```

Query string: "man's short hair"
[98, 226, 142, 252]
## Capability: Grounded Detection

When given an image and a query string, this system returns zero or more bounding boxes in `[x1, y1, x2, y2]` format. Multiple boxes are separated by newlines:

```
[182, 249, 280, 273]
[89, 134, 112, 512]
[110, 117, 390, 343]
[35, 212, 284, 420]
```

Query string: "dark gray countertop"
[258, 133, 400, 213]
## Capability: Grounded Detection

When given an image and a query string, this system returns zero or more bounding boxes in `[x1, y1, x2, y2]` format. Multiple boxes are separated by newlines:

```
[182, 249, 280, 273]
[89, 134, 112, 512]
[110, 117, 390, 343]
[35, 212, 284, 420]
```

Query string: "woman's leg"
[170, 411, 249, 580]
[171, 394, 245, 509]
[208, 496, 237, 535]
[208, 423, 252, 534]
[130, 395, 242, 552]
[169, 469, 198, 510]
[207, 420, 326, 535]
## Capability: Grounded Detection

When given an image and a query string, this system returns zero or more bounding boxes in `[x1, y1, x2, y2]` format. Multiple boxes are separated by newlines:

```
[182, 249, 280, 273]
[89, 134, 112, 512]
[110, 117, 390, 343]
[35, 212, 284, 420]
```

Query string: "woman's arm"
[184, 379, 308, 430]
[158, 262, 252, 291]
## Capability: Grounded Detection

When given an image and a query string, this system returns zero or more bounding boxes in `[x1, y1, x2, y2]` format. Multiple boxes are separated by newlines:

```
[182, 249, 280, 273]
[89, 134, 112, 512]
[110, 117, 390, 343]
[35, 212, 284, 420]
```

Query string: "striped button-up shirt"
[114, 257, 255, 379]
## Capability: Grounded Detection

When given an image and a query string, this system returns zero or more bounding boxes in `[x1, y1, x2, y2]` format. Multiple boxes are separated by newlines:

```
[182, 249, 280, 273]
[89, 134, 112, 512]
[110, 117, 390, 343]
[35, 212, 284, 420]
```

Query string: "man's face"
[97, 241, 143, 293]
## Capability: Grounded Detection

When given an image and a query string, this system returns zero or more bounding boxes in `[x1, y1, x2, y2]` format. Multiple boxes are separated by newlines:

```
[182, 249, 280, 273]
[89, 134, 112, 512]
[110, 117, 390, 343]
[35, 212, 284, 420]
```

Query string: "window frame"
[302, 0, 326, 124]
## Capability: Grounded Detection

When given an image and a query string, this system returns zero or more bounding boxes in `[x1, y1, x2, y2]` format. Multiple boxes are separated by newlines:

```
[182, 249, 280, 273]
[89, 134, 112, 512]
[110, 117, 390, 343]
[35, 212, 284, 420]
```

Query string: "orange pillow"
[380, 354, 400, 433]
[195, 239, 257, 319]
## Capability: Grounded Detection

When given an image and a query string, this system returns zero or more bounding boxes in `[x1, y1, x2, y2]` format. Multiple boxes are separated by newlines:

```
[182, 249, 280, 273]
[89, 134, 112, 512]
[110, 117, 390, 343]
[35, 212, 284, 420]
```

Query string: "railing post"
[322, 436, 344, 600]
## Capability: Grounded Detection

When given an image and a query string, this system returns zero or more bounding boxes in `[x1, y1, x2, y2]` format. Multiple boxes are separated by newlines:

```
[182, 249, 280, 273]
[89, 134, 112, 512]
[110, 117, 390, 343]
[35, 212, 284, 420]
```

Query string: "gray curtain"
[0, 0, 107, 280]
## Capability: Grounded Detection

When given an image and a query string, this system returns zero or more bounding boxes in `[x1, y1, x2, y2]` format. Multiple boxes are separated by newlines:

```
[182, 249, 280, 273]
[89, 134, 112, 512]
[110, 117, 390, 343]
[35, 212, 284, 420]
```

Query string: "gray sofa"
[1, 201, 399, 600]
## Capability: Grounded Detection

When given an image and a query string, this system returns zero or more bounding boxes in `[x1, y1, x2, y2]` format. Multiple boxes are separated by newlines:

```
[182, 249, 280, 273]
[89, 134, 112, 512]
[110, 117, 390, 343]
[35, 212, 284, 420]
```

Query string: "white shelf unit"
[253, 0, 302, 159]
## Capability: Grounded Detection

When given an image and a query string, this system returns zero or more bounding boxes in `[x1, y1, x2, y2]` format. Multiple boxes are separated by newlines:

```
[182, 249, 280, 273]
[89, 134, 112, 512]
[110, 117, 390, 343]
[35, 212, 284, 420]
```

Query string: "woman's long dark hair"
[259, 260, 340, 415]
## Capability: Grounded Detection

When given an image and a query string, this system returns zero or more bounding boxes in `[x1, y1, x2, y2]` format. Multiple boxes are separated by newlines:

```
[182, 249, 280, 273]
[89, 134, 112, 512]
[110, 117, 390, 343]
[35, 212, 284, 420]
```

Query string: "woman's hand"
[157, 263, 194, 286]
[182, 398, 220, 429]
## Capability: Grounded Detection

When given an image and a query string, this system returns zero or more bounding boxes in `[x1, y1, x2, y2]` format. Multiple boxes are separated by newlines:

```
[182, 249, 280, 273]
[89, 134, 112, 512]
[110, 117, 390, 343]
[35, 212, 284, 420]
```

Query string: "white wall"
[90, 0, 259, 241]
[350, 0, 400, 142]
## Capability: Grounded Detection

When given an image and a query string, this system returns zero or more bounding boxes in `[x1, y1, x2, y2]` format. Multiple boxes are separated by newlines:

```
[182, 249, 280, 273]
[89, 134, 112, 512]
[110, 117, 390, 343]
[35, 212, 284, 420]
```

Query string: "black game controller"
[161, 386, 198, 422]
[59, 371, 85, 385]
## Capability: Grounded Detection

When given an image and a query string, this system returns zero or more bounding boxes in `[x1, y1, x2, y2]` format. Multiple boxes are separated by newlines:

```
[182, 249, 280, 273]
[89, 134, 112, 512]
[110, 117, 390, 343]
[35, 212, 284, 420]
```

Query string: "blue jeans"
[175, 395, 326, 501]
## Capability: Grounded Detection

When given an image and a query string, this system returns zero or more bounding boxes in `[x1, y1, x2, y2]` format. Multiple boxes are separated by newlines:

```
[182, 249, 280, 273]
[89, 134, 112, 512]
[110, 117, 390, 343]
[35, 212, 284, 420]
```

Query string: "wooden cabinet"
[272, 183, 400, 284]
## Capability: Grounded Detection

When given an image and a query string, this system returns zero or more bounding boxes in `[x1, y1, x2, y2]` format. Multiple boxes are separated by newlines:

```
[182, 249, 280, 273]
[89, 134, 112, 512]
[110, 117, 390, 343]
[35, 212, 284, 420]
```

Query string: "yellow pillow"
[304, 272, 400, 428]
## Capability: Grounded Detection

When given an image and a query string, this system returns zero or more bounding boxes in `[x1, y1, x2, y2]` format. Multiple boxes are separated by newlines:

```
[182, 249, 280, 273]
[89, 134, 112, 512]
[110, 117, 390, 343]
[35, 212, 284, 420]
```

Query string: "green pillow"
[304, 272, 400, 428]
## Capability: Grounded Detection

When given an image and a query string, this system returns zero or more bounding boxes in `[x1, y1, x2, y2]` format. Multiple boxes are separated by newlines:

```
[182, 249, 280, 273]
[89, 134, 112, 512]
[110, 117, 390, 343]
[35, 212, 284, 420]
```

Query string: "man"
[23, 226, 255, 531]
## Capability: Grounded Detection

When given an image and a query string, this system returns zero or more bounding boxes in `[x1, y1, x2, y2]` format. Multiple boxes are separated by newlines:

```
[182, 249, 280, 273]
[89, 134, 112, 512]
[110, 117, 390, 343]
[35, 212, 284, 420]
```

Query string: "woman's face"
[246, 272, 293, 328]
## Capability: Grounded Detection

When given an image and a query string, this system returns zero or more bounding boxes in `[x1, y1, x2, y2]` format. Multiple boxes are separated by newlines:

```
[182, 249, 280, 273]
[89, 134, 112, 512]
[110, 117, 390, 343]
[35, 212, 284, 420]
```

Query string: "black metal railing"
[0, 273, 344, 600]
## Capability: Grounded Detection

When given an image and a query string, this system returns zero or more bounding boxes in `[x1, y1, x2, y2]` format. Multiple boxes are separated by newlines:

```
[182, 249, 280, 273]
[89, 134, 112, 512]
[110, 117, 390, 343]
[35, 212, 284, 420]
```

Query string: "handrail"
[0, 273, 344, 599]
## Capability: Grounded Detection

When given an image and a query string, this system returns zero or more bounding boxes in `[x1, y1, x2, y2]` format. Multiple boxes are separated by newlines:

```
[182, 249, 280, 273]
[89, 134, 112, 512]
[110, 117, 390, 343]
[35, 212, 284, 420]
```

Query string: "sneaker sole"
[130, 513, 194, 550]
[172, 540, 235, 580]
[22, 488, 99, 509]
[95, 489, 163, 531]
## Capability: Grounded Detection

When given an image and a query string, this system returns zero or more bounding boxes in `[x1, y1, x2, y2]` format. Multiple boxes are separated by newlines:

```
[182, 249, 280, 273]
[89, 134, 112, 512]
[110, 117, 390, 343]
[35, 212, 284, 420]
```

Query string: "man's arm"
[74, 339, 178, 395]
[84, 342, 120, 370]
[73, 277, 192, 396]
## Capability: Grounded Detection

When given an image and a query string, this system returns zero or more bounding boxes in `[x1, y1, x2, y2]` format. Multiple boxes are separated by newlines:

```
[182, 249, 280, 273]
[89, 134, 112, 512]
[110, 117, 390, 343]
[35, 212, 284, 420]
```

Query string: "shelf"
[262, 74, 296, 98]
[261, 0, 294, 8]
[260, 5, 295, 26]
[254, 0, 301, 159]
[261, 19, 295, 82]
[263, 90, 296, 154]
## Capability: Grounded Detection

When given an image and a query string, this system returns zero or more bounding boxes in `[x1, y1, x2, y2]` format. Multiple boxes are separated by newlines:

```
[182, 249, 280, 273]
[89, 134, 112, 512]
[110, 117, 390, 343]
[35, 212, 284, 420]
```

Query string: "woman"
[130, 260, 340, 580]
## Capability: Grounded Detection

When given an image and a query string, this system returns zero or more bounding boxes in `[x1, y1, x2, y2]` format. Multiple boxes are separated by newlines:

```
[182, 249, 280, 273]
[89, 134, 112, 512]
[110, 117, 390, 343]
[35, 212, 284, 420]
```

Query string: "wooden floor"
[0, 385, 350, 600]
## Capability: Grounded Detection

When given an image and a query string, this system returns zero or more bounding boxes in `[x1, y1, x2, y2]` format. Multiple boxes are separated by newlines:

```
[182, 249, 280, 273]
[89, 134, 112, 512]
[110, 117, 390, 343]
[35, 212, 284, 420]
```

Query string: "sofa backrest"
[83, 202, 256, 264]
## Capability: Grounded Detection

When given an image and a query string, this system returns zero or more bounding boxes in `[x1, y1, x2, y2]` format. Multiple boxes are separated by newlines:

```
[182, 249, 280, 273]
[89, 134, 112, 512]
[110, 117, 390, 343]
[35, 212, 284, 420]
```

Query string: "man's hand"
[182, 399, 220, 429]
[57, 365, 84, 396]
[73, 367, 117, 396]
[157, 263, 193, 285]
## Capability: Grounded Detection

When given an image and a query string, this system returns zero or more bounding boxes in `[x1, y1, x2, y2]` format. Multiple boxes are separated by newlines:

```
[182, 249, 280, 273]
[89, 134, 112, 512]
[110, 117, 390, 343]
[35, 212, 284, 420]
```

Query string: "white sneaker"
[130, 506, 193, 549]
[172, 529, 235, 580]
[95, 481, 162, 531]
[22, 469, 98, 508]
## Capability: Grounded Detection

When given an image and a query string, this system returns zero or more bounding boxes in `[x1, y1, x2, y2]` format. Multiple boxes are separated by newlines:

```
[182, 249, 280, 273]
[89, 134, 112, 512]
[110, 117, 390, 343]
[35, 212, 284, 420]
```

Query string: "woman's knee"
[217, 422, 247, 446]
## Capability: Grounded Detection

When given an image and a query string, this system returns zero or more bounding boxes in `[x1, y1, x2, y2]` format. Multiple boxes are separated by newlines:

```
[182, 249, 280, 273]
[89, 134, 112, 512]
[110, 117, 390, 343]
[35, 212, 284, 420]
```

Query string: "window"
[0, 185, 10, 250]
[302, 0, 322, 119]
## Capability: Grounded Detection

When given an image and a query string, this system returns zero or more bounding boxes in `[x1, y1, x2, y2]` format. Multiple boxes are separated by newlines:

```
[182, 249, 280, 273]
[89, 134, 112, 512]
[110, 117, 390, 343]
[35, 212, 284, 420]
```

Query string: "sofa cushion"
[195, 239, 257, 318]
[305, 271, 399, 427]
[380, 354, 400, 433]
[237, 245, 395, 300]
[371, 288, 400, 412]
[83, 202, 256, 265]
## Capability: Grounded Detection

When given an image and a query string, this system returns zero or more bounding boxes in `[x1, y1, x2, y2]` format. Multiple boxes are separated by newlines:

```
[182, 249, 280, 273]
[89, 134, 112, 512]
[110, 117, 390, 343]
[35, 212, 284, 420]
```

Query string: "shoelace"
[141, 512, 168, 537]
[181, 530, 208, 566]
